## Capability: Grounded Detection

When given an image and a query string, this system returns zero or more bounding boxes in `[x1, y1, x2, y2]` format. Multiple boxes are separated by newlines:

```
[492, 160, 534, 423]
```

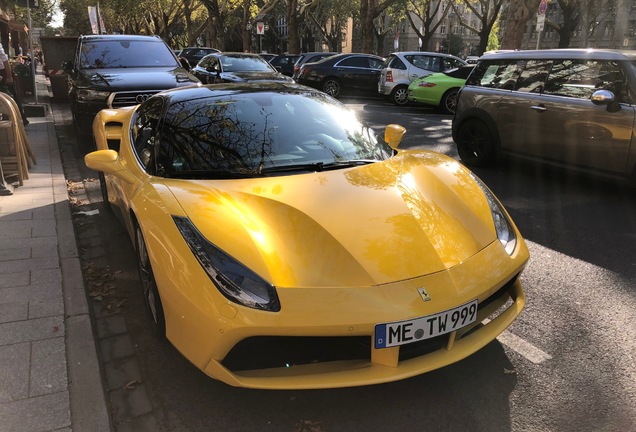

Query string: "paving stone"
[0, 391, 70, 432]
[0, 302, 28, 324]
[99, 334, 135, 362]
[32, 219, 57, 238]
[0, 271, 29, 288]
[0, 256, 59, 274]
[109, 384, 152, 423]
[104, 356, 143, 390]
[30, 268, 62, 285]
[31, 337, 67, 397]
[96, 314, 127, 339]
[115, 413, 159, 432]
[0, 342, 30, 402]
[29, 299, 64, 319]
[0, 220, 32, 239]
[0, 282, 62, 303]
[0, 247, 30, 262]
[0, 316, 65, 345]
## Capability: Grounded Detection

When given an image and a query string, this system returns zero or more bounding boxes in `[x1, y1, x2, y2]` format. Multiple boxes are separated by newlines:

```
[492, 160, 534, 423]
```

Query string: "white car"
[378, 51, 466, 105]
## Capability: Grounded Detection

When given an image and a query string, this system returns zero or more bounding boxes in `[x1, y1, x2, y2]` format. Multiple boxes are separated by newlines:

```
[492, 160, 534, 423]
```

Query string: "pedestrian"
[0, 42, 28, 126]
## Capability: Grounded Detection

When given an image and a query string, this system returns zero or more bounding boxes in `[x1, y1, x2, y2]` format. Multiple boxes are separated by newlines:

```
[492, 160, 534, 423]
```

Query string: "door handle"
[531, 104, 547, 112]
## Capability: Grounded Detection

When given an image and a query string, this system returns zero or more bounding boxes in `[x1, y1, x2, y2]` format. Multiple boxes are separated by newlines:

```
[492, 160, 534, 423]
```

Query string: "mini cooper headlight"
[471, 174, 517, 255]
[173, 216, 281, 312]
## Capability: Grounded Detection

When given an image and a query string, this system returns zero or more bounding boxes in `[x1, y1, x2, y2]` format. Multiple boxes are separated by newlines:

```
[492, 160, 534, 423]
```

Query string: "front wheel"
[440, 88, 459, 114]
[390, 86, 410, 106]
[322, 78, 341, 97]
[136, 224, 166, 339]
[456, 119, 496, 167]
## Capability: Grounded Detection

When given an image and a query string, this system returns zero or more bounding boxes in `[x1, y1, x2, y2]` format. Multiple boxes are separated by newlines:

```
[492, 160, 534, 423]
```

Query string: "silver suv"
[452, 49, 636, 185]
[378, 51, 465, 105]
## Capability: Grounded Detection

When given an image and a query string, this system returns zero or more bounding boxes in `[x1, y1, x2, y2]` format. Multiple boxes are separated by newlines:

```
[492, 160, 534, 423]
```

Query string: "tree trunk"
[501, 0, 541, 49]
[242, 0, 250, 52]
[287, 0, 300, 54]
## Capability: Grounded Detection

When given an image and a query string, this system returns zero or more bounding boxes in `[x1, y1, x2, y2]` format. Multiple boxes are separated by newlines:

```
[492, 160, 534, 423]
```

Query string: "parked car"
[179, 46, 221, 69]
[269, 54, 301, 76]
[407, 65, 474, 114]
[62, 34, 199, 137]
[85, 81, 528, 389]
[378, 51, 466, 105]
[191, 52, 293, 84]
[291, 52, 339, 80]
[453, 49, 636, 185]
[465, 55, 480, 64]
[295, 53, 385, 98]
[259, 53, 276, 63]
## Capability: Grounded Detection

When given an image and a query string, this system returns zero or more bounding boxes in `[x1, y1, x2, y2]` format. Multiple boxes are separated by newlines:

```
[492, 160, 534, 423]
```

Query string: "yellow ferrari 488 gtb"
[85, 82, 529, 390]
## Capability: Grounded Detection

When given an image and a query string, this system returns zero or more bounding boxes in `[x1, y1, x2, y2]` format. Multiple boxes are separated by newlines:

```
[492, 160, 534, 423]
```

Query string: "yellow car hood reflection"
[165, 151, 495, 288]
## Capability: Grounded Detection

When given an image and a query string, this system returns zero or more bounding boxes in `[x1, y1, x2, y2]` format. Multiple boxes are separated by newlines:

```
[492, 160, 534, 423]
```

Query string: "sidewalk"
[0, 69, 111, 431]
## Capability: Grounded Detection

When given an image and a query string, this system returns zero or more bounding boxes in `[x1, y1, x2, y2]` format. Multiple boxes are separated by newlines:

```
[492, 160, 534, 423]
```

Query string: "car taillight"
[294, 65, 300, 73]
[417, 82, 437, 88]
[386, 71, 393, 82]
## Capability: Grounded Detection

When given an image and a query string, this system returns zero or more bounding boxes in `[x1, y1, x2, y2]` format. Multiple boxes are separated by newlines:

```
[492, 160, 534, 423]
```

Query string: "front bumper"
[156, 233, 529, 389]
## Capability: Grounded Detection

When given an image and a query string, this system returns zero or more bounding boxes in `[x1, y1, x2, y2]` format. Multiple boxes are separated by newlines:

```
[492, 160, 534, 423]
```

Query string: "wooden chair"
[0, 91, 36, 186]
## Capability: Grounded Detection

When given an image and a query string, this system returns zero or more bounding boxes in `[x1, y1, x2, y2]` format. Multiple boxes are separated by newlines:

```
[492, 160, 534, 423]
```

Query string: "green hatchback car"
[408, 66, 474, 113]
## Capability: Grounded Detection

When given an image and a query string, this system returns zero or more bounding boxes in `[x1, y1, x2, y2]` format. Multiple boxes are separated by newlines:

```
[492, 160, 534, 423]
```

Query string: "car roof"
[79, 34, 164, 42]
[160, 82, 324, 102]
[480, 48, 636, 61]
[390, 51, 461, 58]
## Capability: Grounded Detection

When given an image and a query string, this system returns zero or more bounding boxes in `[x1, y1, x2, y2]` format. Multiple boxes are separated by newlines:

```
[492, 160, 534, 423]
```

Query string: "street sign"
[256, 22, 265, 35]
[536, 14, 546, 31]
[539, 0, 548, 15]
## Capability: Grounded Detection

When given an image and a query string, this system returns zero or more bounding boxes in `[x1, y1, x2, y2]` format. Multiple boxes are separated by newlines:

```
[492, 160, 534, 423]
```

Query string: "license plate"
[374, 300, 478, 349]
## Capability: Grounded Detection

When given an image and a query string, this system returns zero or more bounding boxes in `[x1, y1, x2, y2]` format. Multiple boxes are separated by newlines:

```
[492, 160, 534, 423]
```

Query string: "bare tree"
[500, 0, 541, 49]
[405, 0, 453, 52]
[452, 0, 505, 55]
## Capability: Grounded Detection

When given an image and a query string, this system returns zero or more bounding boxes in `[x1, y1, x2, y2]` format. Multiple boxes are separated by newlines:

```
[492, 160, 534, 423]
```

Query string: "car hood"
[77, 67, 198, 90]
[163, 152, 497, 288]
[220, 71, 293, 82]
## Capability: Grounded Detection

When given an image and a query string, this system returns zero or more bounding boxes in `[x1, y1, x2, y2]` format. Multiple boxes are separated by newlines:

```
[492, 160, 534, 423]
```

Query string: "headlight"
[173, 216, 281, 312]
[471, 174, 517, 255]
[76, 89, 111, 102]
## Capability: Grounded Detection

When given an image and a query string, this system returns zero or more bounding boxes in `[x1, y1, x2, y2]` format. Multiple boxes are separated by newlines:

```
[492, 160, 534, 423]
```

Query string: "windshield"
[221, 56, 274, 73]
[155, 91, 394, 178]
[79, 40, 179, 69]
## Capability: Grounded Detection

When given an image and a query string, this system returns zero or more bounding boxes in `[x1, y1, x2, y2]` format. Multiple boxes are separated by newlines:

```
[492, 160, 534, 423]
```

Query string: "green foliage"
[487, 17, 499, 50]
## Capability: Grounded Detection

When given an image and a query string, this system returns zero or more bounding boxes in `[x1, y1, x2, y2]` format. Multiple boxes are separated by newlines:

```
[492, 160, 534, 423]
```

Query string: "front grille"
[109, 90, 161, 108]
[222, 336, 370, 372]
[222, 274, 520, 373]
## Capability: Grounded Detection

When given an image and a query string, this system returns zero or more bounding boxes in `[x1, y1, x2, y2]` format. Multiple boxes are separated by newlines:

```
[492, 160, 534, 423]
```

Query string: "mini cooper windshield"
[154, 91, 394, 179]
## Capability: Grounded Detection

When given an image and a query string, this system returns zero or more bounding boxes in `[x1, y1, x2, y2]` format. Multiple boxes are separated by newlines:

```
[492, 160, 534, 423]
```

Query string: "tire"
[391, 85, 409, 106]
[456, 119, 496, 167]
[322, 78, 341, 97]
[440, 88, 459, 114]
[135, 224, 166, 339]
[98, 172, 111, 212]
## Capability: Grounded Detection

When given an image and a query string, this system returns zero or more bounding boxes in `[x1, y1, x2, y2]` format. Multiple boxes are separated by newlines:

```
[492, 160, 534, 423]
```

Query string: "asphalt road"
[61, 98, 636, 432]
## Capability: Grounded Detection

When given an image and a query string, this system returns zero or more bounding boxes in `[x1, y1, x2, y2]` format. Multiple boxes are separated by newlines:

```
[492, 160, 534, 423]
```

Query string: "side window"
[445, 58, 464, 70]
[543, 60, 623, 100]
[199, 56, 210, 68]
[369, 58, 384, 69]
[467, 60, 523, 90]
[515, 60, 552, 93]
[339, 57, 369, 68]
[132, 97, 164, 173]
[388, 56, 407, 70]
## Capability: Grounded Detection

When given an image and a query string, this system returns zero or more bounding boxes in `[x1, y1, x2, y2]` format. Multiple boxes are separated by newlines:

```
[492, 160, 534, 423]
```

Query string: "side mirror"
[61, 60, 73, 72]
[591, 89, 621, 113]
[384, 124, 406, 149]
[85, 150, 136, 184]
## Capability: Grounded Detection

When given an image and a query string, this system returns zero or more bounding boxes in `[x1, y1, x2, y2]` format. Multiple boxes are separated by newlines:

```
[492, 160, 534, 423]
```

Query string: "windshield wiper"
[165, 169, 256, 179]
[260, 160, 377, 174]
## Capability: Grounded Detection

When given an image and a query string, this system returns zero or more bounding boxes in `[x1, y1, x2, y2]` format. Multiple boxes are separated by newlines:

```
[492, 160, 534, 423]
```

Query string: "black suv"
[63, 34, 199, 136]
